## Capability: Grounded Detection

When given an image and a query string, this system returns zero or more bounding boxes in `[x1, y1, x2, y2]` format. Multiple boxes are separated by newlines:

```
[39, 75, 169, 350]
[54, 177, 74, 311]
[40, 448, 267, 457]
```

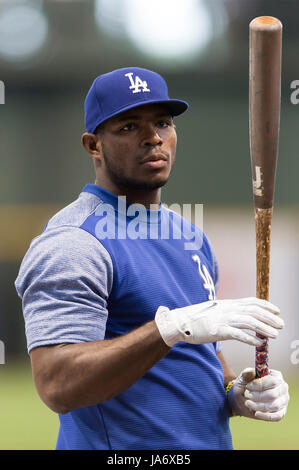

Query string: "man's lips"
[140, 153, 168, 164]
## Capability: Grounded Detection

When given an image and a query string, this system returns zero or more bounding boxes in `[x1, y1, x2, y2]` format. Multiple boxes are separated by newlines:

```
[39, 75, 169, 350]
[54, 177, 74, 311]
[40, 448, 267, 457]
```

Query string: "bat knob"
[250, 16, 282, 32]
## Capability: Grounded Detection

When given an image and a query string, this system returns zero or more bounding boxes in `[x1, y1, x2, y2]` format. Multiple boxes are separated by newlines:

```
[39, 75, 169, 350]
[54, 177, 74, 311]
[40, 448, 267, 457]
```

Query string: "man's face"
[96, 103, 177, 192]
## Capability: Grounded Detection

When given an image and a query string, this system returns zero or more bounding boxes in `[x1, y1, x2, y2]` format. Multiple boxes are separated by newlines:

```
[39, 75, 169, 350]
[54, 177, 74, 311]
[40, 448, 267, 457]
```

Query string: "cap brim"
[91, 99, 189, 133]
[158, 99, 189, 116]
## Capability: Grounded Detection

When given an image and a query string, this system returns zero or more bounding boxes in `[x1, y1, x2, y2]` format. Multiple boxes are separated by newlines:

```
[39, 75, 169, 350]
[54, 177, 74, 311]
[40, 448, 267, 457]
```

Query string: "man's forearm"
[216, 352, 236, 387]
[31, 320, 170, 414]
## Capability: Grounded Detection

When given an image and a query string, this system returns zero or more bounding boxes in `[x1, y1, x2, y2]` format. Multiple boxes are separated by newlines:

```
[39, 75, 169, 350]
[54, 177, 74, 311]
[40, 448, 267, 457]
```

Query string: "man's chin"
[133, 177, 169, 191]
[105, 169, 171, 192]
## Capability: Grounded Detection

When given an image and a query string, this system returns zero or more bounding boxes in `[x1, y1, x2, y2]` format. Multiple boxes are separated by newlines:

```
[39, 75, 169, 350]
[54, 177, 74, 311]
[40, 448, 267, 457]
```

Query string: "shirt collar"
[82, 184, 162, 223]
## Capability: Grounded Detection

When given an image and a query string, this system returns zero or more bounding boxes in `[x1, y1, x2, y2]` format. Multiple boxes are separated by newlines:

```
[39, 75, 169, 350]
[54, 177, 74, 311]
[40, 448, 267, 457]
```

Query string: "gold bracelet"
[225, 380, 235, 395]
[225, 380, 238, 416]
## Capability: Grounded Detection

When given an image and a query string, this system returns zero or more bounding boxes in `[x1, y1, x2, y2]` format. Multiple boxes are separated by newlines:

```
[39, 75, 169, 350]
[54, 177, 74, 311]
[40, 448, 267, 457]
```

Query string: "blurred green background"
[1, 0, 298, 450]
[0, 361, 298, 450]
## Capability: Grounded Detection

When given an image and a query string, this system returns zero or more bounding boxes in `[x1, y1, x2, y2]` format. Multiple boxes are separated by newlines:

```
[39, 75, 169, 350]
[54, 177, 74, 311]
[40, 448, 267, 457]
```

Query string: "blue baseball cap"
[84, 67, 189, 133]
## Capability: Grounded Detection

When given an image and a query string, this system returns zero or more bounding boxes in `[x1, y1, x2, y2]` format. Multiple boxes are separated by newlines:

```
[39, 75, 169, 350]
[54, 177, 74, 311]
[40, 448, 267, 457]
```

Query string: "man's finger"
[245, 394, 289, 413]
[245, 381, 288, 401]
[254, 408, 287, 422]
[242, 306, 284, 329]
[233, 297, 280, 315]
[246, 370, 284, 392]
[230, 314, 281, 338]
[220, 326, 263, 346]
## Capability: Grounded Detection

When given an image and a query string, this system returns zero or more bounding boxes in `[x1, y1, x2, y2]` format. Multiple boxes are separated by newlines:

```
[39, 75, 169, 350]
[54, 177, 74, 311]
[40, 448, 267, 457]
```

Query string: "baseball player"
[15, 67, 289, 450]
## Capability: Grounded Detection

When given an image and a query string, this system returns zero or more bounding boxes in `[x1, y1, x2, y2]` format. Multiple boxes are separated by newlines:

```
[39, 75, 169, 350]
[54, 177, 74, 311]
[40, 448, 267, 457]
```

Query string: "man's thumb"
[239, 367, 256, 385]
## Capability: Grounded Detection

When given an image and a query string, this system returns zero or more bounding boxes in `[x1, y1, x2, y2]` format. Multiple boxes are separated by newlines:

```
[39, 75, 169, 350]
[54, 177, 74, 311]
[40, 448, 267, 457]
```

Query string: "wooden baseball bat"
[249, 16, 282, 378]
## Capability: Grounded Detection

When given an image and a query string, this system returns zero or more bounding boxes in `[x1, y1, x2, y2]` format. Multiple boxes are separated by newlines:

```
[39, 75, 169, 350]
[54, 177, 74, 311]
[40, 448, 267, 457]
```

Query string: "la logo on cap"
[125, 72, 150, 94]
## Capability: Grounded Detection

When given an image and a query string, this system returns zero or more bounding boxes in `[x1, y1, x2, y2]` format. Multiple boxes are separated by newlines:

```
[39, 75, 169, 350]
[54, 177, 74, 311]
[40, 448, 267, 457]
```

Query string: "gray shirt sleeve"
[15, 226, 113, 353]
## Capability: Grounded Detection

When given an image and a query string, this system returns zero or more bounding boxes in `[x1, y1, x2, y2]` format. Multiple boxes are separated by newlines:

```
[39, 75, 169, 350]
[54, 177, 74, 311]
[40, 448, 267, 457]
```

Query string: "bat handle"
[255, 207, 272, 378]
[256, 335, 269, 377]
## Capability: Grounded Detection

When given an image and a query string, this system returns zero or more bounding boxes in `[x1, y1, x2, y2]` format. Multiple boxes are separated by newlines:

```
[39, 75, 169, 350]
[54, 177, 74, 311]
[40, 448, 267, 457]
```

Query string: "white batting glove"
[228, 368, 289, 421]
[155, 297, 283, 347]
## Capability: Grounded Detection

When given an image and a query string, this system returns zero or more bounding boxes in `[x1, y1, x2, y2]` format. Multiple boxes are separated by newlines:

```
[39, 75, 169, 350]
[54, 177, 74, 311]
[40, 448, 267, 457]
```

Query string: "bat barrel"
[249, 16, 282, 210]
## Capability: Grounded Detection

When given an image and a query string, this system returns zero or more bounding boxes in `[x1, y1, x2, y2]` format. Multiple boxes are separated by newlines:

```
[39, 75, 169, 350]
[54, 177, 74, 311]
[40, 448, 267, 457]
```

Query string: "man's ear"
[81, 133, 103, 159]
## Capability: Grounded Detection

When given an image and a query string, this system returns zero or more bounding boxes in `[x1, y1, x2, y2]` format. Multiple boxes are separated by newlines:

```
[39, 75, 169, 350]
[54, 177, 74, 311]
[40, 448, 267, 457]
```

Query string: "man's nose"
[141, 126, 163, 147]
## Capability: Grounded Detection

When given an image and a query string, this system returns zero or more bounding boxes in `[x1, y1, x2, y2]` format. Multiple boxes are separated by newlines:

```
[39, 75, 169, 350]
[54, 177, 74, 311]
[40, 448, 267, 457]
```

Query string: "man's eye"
[121, 123, 136, 131]
[158, 120, 170, 128]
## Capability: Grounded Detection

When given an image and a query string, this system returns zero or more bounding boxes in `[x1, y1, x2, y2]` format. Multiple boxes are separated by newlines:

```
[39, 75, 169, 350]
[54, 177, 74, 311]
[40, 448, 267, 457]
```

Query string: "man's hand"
[227, 368, 289, 421]
[155, 297, 283, 347]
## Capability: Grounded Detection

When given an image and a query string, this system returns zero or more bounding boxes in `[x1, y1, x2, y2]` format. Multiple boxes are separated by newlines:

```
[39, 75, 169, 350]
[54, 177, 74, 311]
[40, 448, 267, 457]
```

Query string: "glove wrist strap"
[155, 306, 181, 347]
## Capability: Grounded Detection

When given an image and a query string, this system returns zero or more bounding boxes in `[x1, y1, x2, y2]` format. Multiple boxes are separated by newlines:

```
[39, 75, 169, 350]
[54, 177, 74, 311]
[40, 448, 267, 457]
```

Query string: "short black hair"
[93, 122, 105, 136]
